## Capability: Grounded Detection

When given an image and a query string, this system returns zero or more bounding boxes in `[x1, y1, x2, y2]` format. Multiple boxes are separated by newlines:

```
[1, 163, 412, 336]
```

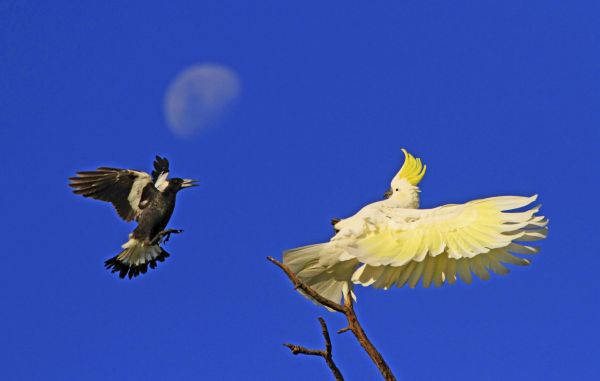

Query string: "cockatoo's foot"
[152, 229, 183, 245]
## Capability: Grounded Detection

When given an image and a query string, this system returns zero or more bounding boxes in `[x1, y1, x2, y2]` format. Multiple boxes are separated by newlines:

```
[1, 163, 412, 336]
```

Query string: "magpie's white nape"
[69, 155, 198, 279]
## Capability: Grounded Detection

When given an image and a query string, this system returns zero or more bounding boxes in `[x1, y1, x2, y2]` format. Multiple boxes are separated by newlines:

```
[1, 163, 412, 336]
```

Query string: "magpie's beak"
[181, 179, 200, 188]
[383, 187, 393, 199]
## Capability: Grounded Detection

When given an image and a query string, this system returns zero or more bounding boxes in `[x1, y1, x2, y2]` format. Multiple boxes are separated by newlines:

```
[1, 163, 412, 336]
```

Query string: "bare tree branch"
[268, 256, 397, 381]
[283, 317, 345, 381]
[267, 256, 345, 313]
[341, 290, 396, 381]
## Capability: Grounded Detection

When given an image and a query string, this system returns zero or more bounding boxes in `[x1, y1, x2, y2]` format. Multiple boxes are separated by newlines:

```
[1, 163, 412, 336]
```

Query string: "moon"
[164, 64, 241, 137]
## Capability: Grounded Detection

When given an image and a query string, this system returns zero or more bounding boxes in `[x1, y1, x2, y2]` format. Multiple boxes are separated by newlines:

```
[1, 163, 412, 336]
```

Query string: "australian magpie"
[69, 156, 198, 279]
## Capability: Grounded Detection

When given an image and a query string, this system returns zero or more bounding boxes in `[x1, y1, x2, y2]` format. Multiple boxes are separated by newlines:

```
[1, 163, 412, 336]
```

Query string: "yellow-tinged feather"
[507, 243, 539, 255]
[517, 228, 548, 241]
[412, 230, 430, 261]
[499, 206, 540, 222]
[485, 195, 538, 210]
[449, 232, 476, 258]
[499, 221, 536, 233]
[422, 256, 436, 288]
[523, 217, 548, 229]
[456, 229, 487, 256]
[396, 149, 427, 186]
[360, 265, 384, 286]
[375, 266, 403, 289]
[494, 251, 530, 266]
[470, 256, 490, 281]
[467, 225, 511, 247]
[456, 259, 472, 284]
[408, 260, 426, 288]
[460, 228, 491, 253]
[389, 231, 419, 264]
[486, 254, 510, 275]
[428, 228, 445, 255]
[446, 258, 457, 285]
[351, 264, 367, 283]
[395, 261, 417, 288]
[444, 233, 459, 258]
[433, 254, 448, 287]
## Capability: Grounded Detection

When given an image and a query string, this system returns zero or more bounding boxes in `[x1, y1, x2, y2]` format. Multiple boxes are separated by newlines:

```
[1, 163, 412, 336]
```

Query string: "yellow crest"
[396, 149, 426, 185]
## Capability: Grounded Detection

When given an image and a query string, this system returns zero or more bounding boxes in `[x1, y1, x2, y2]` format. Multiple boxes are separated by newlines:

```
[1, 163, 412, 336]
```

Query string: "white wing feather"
[336, 195, 546, 288]
[284, 195, 547, 303]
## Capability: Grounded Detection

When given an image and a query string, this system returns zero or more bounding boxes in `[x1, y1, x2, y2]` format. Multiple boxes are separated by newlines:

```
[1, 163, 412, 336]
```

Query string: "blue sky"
[1, 1, 599, 380]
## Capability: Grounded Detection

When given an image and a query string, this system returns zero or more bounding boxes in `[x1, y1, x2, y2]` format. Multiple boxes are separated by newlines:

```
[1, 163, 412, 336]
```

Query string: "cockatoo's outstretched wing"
[337, 195, 547, 289]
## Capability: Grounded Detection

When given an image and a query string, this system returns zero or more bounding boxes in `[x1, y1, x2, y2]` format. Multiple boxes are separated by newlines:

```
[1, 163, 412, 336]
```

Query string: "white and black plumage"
[69, 156, 198, 279]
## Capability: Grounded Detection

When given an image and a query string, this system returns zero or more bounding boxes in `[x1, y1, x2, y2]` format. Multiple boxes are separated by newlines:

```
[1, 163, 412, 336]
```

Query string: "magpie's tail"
[104, 237, 170, 279]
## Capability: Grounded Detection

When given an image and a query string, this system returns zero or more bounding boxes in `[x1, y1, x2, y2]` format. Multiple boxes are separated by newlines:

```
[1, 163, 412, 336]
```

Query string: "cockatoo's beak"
[383, 187, 393, 199]
[181, 179, 200, 188]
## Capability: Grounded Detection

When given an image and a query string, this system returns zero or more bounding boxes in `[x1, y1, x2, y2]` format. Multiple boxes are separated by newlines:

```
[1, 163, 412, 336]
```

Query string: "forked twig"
[283, 317, 344, 381]
[267, 256, 397, 381]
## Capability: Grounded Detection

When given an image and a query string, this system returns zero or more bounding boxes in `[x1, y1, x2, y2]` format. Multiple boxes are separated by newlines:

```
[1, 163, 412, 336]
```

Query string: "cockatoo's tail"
[283, 149, 548, 307]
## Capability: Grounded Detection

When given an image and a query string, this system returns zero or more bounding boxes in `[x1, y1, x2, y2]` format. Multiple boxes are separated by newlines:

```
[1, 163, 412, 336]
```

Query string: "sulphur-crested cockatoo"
[283, 149, 548, 304]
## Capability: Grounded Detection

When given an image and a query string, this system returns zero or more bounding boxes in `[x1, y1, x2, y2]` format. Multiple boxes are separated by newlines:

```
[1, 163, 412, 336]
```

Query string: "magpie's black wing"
[152, 156, 170, 182]
[69, 167, 153, 222]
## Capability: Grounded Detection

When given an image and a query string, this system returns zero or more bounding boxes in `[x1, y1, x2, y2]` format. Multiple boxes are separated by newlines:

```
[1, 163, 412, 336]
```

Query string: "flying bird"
[69, 156, 198, 279]
[283, 149, 548, 304]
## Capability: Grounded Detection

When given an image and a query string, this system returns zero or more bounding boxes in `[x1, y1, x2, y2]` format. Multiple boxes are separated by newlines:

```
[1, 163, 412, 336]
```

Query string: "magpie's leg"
[162, 228, 183, 244]
[164, 229, 183, 243]
[151, 229, 184, 245]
